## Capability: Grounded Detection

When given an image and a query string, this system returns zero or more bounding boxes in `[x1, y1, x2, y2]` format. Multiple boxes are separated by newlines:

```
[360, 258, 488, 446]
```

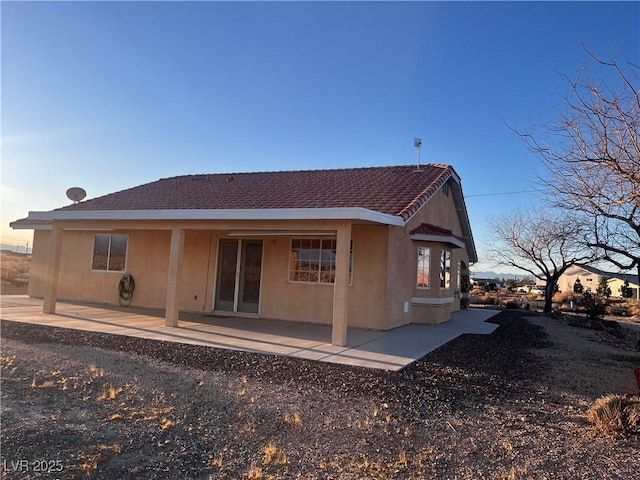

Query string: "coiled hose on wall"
[118, 273, 135, 307]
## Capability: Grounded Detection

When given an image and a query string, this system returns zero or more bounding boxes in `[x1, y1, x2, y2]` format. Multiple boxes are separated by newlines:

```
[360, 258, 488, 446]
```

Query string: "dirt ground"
[1, 310, 639, 479]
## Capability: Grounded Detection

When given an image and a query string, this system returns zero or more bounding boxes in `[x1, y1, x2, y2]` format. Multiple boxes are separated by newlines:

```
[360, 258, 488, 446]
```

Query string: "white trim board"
[17, 207, 404, 227]
[411, 296, 454, 305]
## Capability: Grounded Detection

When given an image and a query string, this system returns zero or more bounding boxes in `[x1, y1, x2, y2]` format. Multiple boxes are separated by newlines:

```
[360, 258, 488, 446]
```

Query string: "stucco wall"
[28, 222, 390, 329]
[559, 267, 599, 293]
[384, 182, 470, 326]
[27, 230, 50, 298]
[28, 230, 173, 307]
[258, 235, 335, 325]
[25, 184, 473, 330]
[229, 224, 389, 329]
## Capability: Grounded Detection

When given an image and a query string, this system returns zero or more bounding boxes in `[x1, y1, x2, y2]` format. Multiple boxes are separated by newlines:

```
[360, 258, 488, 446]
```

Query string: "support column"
[165, 228, 185, 327]
[43, 227, 64, 314]
[332, 222, 351, 346]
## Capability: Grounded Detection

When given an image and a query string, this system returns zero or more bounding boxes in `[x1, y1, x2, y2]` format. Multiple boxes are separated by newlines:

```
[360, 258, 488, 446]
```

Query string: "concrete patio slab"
[0, 295, 500, 371]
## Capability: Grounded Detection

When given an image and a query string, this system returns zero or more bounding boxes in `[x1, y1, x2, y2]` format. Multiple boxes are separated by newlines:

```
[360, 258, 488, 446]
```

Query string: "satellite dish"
[66, 187, 87, 203]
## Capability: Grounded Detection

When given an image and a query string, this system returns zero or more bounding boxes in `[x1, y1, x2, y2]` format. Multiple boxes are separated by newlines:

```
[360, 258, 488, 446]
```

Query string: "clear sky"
[1, 1, 638, 273]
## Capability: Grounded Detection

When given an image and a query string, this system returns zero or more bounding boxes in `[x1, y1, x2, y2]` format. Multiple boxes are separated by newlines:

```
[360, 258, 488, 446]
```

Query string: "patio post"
[332, 222, 351, 346]
[43, 226, 63, 314]
[165, 227, 185, 327]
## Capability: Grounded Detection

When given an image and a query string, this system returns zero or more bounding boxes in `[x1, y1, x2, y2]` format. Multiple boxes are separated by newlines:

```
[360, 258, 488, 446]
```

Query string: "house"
[10, 164, 477, 346]
[560, 264, 640, 299]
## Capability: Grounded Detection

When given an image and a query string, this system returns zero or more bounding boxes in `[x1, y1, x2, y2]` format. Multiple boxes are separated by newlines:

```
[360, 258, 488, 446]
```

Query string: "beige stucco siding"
[240, 224, 389, 329]
[28, 230, 50, 298]
[257, 235, 335, 324]
[346, 224, 388, 329]
[28, 221, 391, 328]
[29, 230, 173, 307]
[385, 184, 470, 326]
[25, 187, 471, 329]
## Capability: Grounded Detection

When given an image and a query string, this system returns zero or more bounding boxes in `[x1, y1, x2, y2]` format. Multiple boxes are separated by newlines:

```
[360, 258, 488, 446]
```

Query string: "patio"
[0, 295, 499, 371]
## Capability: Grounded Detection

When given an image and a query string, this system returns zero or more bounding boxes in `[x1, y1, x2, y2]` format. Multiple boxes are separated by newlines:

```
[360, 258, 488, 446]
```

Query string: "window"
[440, 250, 451, 289]
[417, 247, 430, 288]
[290, 239, 353, 284]
[92, 234, 127, 271]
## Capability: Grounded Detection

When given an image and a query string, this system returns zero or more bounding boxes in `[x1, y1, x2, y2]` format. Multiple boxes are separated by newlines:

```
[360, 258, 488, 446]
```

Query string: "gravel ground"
[1, 310, 639, 479]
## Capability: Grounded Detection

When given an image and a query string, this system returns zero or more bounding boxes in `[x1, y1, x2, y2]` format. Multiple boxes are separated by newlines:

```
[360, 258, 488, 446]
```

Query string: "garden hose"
[118, 273, 135, 307]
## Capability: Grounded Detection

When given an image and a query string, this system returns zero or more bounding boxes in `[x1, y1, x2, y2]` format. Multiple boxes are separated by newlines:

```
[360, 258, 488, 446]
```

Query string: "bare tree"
[487, 209, 597, 313]
[519, 50, 640, 282]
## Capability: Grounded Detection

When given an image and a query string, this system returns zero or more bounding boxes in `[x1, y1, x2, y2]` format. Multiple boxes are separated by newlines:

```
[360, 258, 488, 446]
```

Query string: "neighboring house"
[560, 265, 640, 299]
[10, 164, 477, 346]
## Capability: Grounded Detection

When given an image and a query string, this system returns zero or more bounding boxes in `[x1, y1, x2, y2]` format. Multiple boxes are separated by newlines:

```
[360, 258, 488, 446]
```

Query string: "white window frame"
[440, 249, 451, 290]
[417, 246, 430, 289]
[288, 238, 353, 285]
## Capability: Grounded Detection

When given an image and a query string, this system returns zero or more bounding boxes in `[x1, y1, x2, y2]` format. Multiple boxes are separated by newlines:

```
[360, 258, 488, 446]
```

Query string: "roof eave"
[15, 207, 405, 227]
[9, 218, 52, 230]
[409, 233, 466, 249]
[451, 181, 478, 263]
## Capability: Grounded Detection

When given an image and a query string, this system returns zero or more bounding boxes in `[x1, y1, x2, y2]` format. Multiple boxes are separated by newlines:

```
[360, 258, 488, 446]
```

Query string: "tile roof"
[410, 223, 466, 248]
[410, 223, 455, 237]
[54, 164, 454, 220]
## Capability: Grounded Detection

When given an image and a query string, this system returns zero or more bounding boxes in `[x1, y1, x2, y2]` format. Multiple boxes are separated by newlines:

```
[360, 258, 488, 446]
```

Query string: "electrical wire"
[464, 189, 548, 198]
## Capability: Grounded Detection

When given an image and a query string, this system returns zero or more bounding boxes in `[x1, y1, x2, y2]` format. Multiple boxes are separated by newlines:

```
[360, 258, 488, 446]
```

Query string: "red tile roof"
[54, 164, 454, 220]
[410, 223, 467, 246]
[410, 223, 454, 237]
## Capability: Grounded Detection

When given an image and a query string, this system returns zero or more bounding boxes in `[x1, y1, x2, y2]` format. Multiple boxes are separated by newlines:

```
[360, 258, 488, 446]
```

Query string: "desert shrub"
[605, 305, 629, 317]
[481, 294, 496, 305]
[471, 286, 484, 296]
[582, 291, 607, 320]
[624, 300, 640, 317]
[587, 394, 640, 436]
[621, 280, 634, 299]
[553, 291, 580, 305]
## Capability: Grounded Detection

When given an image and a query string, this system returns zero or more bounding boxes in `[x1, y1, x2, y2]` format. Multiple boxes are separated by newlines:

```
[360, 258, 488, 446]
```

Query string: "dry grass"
[587, 394, 640, 436]
[624, 300, 640, 316]
[247, 463, 262, 479]
[210, 453, 224, 469]
[263, 442, 288, 465]
[553, 291, 579, 304]
[283, 411, 302, 427]
[0, 251, 30, 283]
[2, 311, 639, 479]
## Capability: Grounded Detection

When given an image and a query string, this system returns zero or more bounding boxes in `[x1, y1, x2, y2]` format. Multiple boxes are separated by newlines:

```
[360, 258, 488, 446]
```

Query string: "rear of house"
[12, 164, 477, 345]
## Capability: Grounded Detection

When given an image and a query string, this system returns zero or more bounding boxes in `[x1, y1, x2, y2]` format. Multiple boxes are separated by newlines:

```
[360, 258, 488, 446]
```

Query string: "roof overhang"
[10, 207, 405, 229]
[450, 180, 478, 263]
[410, 232, 466, 249]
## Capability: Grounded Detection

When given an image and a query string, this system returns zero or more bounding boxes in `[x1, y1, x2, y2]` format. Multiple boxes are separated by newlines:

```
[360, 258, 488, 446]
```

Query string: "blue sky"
[2, 1, 638, 273]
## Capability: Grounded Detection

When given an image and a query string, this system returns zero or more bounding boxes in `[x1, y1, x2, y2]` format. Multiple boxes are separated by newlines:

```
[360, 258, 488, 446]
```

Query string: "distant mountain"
[471, 271, 533, 281]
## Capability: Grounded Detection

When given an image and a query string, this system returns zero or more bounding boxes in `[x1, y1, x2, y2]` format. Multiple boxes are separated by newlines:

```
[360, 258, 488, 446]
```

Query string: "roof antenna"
[413, 138, 422, 171]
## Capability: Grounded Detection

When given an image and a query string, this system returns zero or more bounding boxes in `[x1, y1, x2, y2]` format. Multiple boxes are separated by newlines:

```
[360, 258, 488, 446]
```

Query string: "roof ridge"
[158, 163, 448, 181]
